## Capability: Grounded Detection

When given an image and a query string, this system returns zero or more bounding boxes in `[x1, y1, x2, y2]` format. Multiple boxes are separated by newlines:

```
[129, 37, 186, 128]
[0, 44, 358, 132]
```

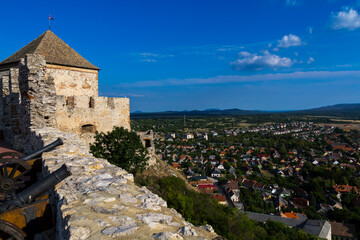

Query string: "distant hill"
[131, 103, 360, 119]
[289, 103, 360, 118]
[131, 108, 268, 118]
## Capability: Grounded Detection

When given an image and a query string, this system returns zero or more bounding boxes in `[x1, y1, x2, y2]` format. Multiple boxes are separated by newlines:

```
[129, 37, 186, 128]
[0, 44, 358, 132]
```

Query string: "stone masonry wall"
[0, 54, 129, 150]
[0, 68, 22, 144]
[3, 54, 58, 151]
[138, 130, 157, 166]
[0, 70, 10, 137]
[19, 55, 57, 129]
[55, 95, 130, 146]
[0, 55, 58, 150]
[37, 127, 218, 240]
[46, 65, 98, 97]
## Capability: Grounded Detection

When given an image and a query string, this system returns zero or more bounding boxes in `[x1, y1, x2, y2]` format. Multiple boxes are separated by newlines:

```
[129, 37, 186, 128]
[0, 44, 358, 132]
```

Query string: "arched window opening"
[82, 124, 96, 134]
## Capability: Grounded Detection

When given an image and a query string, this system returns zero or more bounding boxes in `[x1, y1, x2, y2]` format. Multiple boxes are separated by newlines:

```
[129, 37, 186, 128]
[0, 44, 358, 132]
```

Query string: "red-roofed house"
[172, 163, 180, 169]
[280, 212, 299, 220]
[198, 184, 217, 194]
[225, 180, 239, 192]
[333, 185, 358, 194]
[210, 194, 226, 204]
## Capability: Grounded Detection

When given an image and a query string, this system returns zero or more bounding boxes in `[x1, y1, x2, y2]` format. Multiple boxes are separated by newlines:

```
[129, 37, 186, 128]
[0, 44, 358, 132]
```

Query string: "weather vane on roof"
[49, 14, 54, 30]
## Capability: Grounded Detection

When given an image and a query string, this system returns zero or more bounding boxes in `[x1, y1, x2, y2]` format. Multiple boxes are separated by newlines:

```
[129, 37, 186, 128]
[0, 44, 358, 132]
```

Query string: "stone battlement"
[55, 95, 129, 143]
[36, 127, 218, 240]
[0, 53, 130, 149]
[0, 30, 130, 147]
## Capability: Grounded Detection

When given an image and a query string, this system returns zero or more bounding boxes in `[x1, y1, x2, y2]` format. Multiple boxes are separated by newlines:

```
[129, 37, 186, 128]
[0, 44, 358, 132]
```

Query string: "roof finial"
[49, 14, 54, 30]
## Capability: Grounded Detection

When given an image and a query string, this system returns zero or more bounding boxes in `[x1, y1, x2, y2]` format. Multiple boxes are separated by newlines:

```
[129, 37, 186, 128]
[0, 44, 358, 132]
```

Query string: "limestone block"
[178, 225, 198, 236]
[201, 224, 215, 233]
[136, 192, 167, 211]
[91, 206, 120, 215]
[83, 197, 116, 205]
[69, 226, 90, 240]
[152, 232, 184, 240]
[101, 223, 139, 237]
[118, 192, 138, 204]
[120, 173, 134, 182]
[95, 173, 113, 179]
[94, 219, 111, 228]
[136, 213, 173, 227]
[108, 215, 135, 225]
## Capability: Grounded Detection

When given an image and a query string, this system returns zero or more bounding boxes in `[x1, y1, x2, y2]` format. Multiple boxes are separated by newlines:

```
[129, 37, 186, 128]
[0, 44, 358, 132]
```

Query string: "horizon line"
[130, 102, 360, 114]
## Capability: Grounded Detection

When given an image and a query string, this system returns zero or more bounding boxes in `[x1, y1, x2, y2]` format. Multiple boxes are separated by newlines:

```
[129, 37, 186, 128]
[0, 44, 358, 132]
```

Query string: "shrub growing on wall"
[90, 127, 148, 175]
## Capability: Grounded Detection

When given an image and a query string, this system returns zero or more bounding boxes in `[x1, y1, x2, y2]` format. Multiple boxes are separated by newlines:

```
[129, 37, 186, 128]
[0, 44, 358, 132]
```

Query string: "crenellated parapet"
[55, 95, 130, 142]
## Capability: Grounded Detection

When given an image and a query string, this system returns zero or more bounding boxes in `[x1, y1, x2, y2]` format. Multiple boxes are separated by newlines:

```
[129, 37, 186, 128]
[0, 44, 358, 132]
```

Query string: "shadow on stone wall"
[0, 55, 54, 153]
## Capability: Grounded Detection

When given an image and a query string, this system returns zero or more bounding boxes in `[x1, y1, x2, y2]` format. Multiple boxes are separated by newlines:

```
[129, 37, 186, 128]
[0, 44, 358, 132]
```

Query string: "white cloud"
[331, 8, 360, 30]
[307, 57, 315, 64]
[117, 71, 360, 88]
[238, 51, 252, 57]
[140, 59, 157, 63]
[139, 53, 159, 57]
[217, 45, 244, 52]
[307, 27, 313, 34]
[135, 52, 174, 63]
[286, 0, 299, 6]
[277, 34, 303, 48]
[230, 51, 292, 71]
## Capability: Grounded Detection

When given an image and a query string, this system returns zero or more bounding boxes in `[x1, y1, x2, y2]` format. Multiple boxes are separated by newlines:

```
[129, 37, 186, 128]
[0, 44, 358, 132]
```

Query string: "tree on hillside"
[90, 127, 148, 175]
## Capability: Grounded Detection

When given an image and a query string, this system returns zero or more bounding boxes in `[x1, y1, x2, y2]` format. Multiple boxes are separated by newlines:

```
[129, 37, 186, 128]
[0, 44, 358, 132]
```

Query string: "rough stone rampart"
[36, 127, 218, 240]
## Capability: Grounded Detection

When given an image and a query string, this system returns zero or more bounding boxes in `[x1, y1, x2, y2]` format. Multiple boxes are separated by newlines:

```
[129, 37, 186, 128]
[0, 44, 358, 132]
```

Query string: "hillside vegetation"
[136, 174, 320, 240]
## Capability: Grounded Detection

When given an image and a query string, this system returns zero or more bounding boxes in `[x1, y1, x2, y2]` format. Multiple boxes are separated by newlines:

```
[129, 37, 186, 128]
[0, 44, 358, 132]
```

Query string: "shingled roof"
[0, 30, 99, 70]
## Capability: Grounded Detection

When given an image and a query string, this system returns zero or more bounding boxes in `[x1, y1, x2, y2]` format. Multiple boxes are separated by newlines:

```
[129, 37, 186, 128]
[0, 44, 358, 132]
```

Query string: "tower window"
[89, 97, 95, 108]
[144, 139, 151, 148]
[81, 124, 96, 133]
[66, 96, 75, 108]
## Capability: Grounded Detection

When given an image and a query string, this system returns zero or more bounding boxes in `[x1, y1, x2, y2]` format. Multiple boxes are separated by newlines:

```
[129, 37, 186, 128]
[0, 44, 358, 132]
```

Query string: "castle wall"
[0, 69, 21, 143]
[0, 54, 130, 150]
[46, 64, 98, 97]
[55, 95, 130, 146]
[0, 67, 25, 144]
[0, 70, 9, 136]
[138, 130, 157, 166]
[35, 127, 218, 240]
[19, 55, 57, 129]
[0, 55, 54, 151]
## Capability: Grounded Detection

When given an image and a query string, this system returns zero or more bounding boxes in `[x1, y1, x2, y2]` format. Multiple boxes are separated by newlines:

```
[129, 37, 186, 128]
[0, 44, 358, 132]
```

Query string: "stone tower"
[0, 30, 130, 149]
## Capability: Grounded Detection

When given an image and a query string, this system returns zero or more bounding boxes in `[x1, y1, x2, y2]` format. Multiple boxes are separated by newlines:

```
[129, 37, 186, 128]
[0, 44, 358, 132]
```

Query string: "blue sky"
[1, 0, 360, 112]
